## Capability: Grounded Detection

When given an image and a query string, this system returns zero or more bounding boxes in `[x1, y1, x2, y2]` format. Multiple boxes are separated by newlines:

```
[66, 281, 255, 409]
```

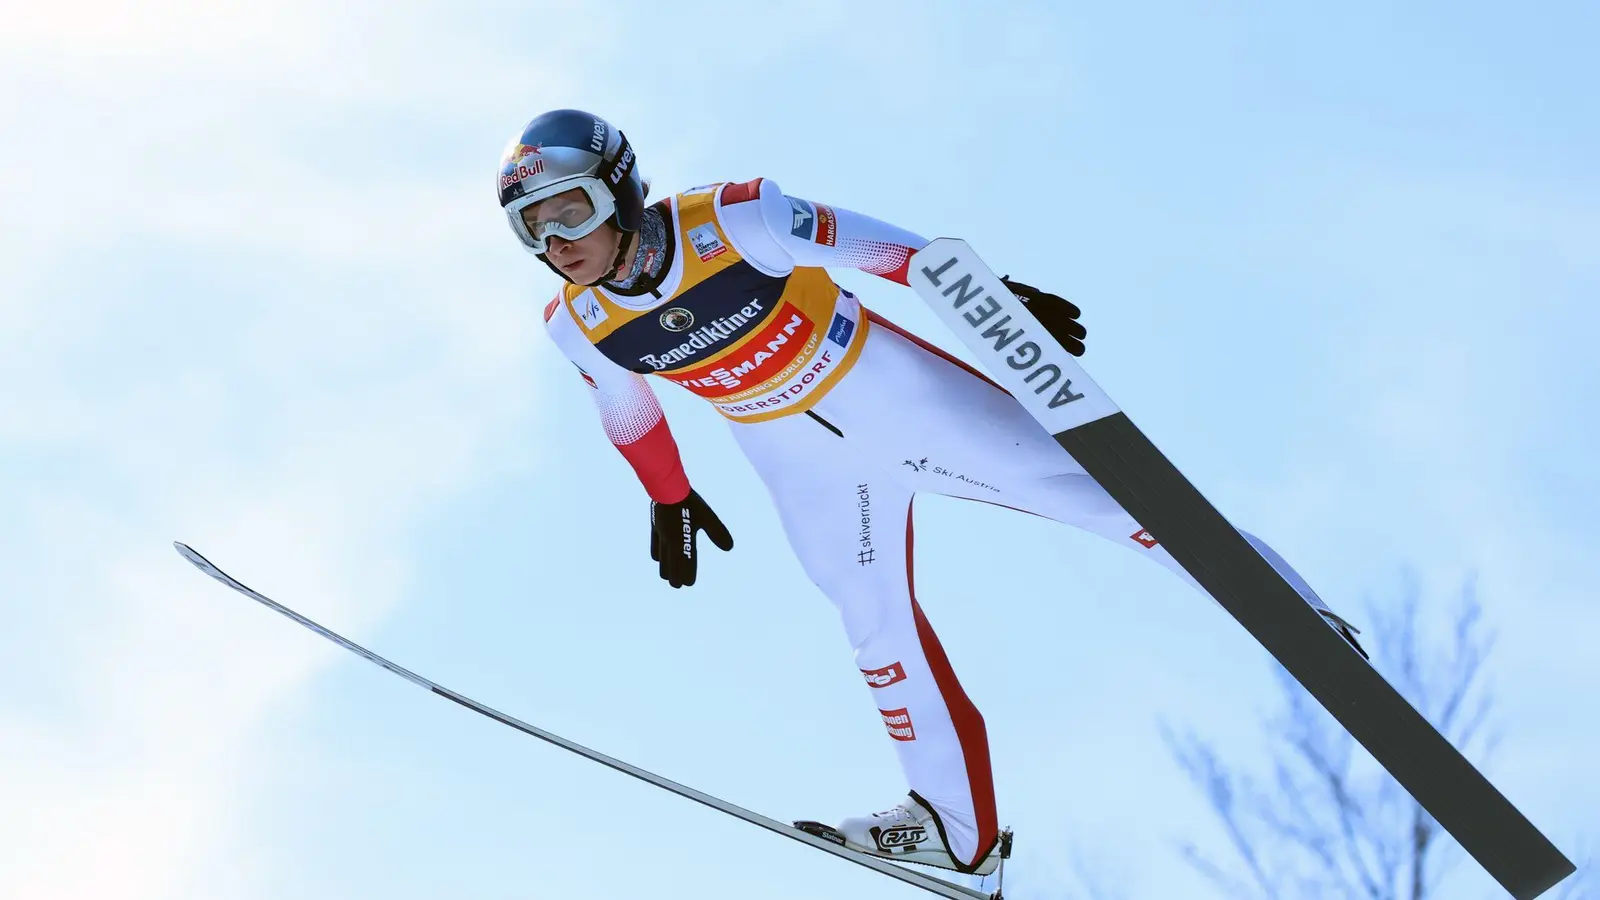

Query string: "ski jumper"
[541, 178, 1339, 869]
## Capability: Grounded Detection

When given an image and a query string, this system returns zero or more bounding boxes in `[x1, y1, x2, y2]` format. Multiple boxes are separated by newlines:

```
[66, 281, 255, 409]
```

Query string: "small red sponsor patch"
[861, 662, 907, 689]
[1131, 528, 1158, 548]
[720, 178, 763, 204]
[543, 297, 561, 321]
[880, 707, 916, 741]
[814, 203, 838, 246]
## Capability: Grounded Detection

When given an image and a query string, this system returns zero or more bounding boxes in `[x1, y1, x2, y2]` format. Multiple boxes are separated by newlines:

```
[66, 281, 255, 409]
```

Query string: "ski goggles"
[504, 177, 617, 254]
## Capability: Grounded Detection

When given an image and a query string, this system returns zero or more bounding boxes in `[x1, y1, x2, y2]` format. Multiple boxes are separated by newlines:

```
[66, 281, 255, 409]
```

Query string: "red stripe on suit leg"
[905, 503, 999, 865]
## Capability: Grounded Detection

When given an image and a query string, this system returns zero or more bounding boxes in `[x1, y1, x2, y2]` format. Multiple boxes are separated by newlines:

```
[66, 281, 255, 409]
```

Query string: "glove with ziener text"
[649, 488, 734, 589]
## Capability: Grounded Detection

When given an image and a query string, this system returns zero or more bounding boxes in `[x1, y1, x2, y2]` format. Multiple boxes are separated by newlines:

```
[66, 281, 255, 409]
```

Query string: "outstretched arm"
[543, 296, 690, 504]
[714, 177, 929, 284]
[714, 178, 1086, 354]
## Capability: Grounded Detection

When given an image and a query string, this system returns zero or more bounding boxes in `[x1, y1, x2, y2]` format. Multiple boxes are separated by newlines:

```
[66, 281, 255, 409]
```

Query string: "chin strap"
[599, 228, 632, 286]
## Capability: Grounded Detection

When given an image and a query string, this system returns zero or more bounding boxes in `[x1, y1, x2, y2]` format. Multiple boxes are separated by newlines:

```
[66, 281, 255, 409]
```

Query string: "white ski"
[172, 541, 1004, 900]
[904, 238, 1574, 900]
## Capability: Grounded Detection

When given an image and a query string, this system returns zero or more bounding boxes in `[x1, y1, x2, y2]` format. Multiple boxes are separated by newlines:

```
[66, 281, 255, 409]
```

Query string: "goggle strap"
[595, 131, 636, 194]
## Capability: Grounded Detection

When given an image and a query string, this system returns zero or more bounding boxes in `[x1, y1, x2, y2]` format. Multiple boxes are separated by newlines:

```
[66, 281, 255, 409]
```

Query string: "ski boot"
[795, 792, 1009, 877]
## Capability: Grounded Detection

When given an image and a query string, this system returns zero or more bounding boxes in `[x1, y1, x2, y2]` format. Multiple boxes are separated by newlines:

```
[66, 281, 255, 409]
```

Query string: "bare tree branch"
[1161, 723, 1283, 899]
[1178, 841, 1265, 900]
[1156, 572, 1559, 900]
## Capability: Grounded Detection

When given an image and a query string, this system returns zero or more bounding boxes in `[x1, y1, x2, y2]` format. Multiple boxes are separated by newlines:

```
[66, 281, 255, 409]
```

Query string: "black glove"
[1002, 276, 1086, 356]
[649, 488, 734, 588]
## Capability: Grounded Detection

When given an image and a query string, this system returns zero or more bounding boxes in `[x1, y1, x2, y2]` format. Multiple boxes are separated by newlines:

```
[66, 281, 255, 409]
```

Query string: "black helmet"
[497, 109, 644, 268]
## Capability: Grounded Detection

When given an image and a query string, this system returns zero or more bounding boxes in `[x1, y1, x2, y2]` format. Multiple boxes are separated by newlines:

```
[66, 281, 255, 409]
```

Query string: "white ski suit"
[542, 178, 1338, 868]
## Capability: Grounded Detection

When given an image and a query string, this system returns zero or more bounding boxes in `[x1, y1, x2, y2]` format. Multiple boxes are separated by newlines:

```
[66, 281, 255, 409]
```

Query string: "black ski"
[905, 238, 1575, 900]
[172, 542, 1000, 900]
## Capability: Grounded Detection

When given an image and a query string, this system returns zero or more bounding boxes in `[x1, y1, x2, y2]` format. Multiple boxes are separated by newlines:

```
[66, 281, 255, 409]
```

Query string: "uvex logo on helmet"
[609, 146, 635, 184]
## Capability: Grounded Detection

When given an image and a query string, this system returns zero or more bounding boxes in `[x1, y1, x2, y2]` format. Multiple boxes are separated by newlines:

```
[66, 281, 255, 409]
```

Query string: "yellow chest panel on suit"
[560, 184, 869, 423]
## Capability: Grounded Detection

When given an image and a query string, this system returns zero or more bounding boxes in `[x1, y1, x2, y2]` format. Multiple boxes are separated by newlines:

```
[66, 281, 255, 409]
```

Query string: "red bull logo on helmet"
[500, 142, 545, 190]
[501, 156, 545, 189]
[507, 142, 542, 166]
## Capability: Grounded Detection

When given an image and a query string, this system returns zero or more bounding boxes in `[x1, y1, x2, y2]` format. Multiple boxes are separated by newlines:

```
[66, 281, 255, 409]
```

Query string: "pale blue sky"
[2, 2, 1595, 899]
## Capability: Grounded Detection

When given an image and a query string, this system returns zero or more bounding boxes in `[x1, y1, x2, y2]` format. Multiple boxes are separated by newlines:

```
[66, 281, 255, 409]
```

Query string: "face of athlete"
[525, 189, 636, 285]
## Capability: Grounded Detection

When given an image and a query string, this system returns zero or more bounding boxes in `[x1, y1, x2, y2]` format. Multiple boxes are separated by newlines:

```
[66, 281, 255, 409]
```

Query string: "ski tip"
[172, 541, 212, 572]
[792, 820, 848, 847]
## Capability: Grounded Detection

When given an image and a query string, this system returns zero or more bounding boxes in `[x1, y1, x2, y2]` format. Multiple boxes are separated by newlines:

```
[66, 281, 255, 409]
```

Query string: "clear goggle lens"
[508, 181, 614, 253]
